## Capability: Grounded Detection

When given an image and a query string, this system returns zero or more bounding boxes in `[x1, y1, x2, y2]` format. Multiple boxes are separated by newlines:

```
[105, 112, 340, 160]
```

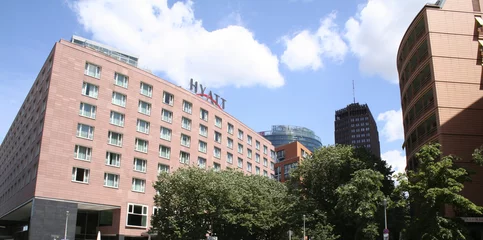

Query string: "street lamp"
[64, 211, 69, 240]
[383, 199, 389, 240]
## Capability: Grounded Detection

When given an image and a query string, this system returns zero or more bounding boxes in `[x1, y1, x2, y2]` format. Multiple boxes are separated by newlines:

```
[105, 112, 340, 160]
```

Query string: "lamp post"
[383, 199, 389, 240]
[64, 211, 69, 240]
[303, 214, 306, 240]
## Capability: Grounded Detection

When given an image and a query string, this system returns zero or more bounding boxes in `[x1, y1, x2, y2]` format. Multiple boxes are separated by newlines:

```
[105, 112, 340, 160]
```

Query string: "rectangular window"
[132, 178, 146, 192]
[180, 134, 191, 147]
[138, 100, 151, 115]
[112, 92, 127, 107]
[227, 153, 233, 164]
[182, 100, 192, 114]
[263, 170, 268, 177]
[82, 82, 99, 98]
[160, 127, 172, 141]
[215, 116, 222, 128]
[247, 149, 252, 159]
[227, 137, 233, 149]
[247, 162, 252, 172]
[114, 72, 129, 88]
[110, 111, 125, 127]
[180, 151, 190, 164]
[136, 119, 150, 134]
[127, 204, 148, 227]
[238, 144, 243, 154]
[238, 130, 243, 140]
[213, 162, 221, 171]
[140, 82, 153, 97]
[263, 145, 268, 155]
[133, 158, 147, 172]
[271, 150, 276, 160]
[181, 117, 192, 130]
[255, 153, 260, 163]
[158, 164, 170, 174]
[85, 62, 100, 78]
[159, 145, 171, 159]
[135, 138, 148, 153]
[263, 157, 268, 167]
[238, 158, 243, 168]
[227, 123, 234, 134]
[72, 167, 89, 183]
[199, 141, 207, 153]
[247, 135, 252, 145]
[163, 92, 174, 106]
[270, 162, 275, 171]
[199, 124, 208, 137]
[76, 123, 94, 140]
[214, 131, 222, 144]
[74, 145, 92, 161]
[161, 109, 173, 123]
[214, 147, 221, 159]
[256, 141, 260, 150]
[104, 173, 119, 188]
[198, 157, 206, 169]
[200, 108, 208, 121]
[256, 166, 260, 175]
[106, 152, 121, 167]
[79, 102, 96, 119]
[108, 131, 123, 147]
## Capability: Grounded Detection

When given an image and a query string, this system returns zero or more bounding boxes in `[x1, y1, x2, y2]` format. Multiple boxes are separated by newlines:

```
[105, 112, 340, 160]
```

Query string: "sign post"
[383, 228, 389, 240]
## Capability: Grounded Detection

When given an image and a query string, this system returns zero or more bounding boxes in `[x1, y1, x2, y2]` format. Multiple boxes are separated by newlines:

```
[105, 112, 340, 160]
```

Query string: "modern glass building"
[259, 125, 322, 152]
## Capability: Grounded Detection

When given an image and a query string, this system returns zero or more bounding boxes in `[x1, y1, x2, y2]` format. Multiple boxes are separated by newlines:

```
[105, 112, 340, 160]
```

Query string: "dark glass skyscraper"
[334, 103, 381, 157]
[259, 125, 322, 152]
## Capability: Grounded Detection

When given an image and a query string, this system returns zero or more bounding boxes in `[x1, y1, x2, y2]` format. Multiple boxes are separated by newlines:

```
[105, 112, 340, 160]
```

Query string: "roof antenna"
[352, 79, 356, 104]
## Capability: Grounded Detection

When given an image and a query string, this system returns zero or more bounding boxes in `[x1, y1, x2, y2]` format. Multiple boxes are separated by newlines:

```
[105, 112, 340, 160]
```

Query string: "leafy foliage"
[151, 167, 293, 240]
[395, 144, 483, 240]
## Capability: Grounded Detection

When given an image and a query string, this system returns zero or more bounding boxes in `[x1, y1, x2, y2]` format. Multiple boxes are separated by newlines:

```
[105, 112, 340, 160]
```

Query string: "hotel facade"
[0, 36, 276, 240]
[398, 0, 483, 233]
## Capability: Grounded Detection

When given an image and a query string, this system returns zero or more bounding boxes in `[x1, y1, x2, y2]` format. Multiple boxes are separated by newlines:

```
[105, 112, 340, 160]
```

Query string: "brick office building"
[0, 36, 276, 240]
[398, 0, 483, 236]
[273, 141, 311, 182]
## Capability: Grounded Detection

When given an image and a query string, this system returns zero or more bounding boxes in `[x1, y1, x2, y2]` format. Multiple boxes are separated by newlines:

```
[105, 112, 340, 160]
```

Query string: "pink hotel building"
[0, 36, 276, 240]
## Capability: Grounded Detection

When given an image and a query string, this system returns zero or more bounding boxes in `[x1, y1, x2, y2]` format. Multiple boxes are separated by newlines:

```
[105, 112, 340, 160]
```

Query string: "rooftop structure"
[259, 125, 322, 152]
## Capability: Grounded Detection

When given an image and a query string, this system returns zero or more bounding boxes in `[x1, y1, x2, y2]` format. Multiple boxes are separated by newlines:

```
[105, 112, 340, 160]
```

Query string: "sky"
[0, 0, 436, 175]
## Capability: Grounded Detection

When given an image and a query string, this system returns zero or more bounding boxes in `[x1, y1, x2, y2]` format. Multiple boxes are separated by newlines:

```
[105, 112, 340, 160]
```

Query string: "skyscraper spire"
[352, 79, 356, 103]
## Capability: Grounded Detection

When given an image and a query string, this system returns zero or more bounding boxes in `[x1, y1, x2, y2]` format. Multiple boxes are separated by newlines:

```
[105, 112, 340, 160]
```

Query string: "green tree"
[288, 145, 396, 240]
[395, 144, 483, 240]
[151, 167, 293, 240]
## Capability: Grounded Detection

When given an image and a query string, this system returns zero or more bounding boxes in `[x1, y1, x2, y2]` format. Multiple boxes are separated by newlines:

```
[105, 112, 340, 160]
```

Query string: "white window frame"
[138, 100, 151, 115]
[161, 109, 173, 123]
[79, 102, 96, 119]
[180, 134, 191, 147]
[263, 157, 268, 167]
[214, 131, 222, 144]
[135, 138, 149, 153]
[76, 123, 94, 140]
[82, 82, 99, 98]
[104, 173, 119, 188]
[247, 162, 252, 172]
[126, 203, 148, 228]
[159, 145, 171, 159]
[198, 157, 207, 169]
[256, 141, 260, 150]
[163, 91, 174, 106]
[114, 72, 129, 88]
[112, 92, 127, 107]
[238, 130, 243, 140]
[140, 82, 153, 97]
[199, 140, 207, 153]
[106, 152, 121, 167]
[74, 145, 92, 161]
[72, 167, 89, 183]
[263, 146, 268, 155]
[227, 137, 233, 149]
[200, 108, 208, 121]
[238, 144, 243, 154]
[215, 116, 222, 128]
[199, 124, 208, 137]
[256, 153, 260, 163]
[227, 123, 234, 135]
[227, 153, 233, 164]
[157, 164, 170, 174]
[182, 100, 192, 114]
[108, 131, 123, 147]
[238, 158, 243, 169]
[247, 149, 252, 159]
[160, 127, 172, 141]
[85, 62, 100, 78]
[247, 135, 252, 145]
[131, 178, 146, 193]
[181, 117, 191, 130]
[136, 119, 150, 134]
[213, 147, 221, 159]
[179, 151, 190, 164]
[110, 111, 125, 127]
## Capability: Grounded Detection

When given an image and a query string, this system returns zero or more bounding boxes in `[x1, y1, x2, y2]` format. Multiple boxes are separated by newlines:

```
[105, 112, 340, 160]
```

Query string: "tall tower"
[334, 103, 381, 157]
[397, 0, 483, 227]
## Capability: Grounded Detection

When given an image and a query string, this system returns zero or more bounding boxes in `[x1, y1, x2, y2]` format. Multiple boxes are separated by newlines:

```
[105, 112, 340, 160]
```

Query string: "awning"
[478, 40, 483, 47]
[476, 16, 483, 26]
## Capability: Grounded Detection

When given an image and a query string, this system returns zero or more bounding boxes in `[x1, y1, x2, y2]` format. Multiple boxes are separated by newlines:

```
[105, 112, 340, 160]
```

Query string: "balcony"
[405, 114, 437, 155]
[404, 89, 435, 130]
[402, 64, 432, 109]
[398, 17, 427, 69]
[402, 42, 429, 87]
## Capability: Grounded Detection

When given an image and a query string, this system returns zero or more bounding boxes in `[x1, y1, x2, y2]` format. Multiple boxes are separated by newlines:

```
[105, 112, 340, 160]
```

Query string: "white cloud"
[280, 12, 348, 71]
[381, 150, 406, 176]
[344, 0, 437, 83]
[377, 109, 404, 142]
[71, 0, 284, 88]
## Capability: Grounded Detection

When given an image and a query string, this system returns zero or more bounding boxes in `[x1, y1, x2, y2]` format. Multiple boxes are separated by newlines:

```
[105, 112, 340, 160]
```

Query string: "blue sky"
[0, 0, 434, 174]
